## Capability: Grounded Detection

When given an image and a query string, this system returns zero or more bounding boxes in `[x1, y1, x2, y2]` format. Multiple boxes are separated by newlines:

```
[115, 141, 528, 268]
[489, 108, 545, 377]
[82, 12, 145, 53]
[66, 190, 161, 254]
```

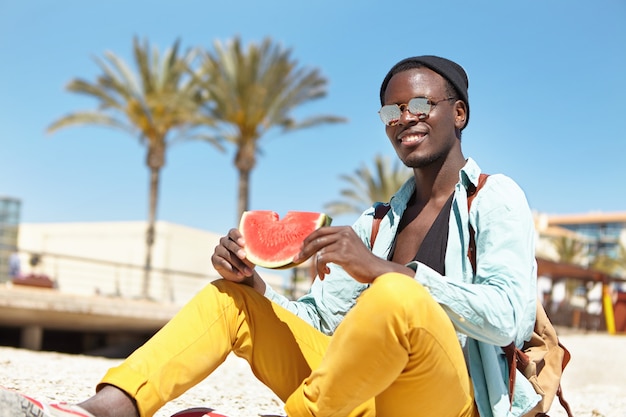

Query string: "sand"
[1, 331, 624, 417]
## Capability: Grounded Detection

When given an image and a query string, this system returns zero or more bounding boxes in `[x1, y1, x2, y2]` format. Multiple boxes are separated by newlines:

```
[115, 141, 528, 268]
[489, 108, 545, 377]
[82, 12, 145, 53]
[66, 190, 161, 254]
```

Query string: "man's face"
[382, 67, 461, 169]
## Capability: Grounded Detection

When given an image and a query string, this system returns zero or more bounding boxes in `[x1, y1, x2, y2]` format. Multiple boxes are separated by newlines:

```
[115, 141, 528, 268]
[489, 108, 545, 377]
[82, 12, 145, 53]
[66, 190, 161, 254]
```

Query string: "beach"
[1, 330, 624, 417]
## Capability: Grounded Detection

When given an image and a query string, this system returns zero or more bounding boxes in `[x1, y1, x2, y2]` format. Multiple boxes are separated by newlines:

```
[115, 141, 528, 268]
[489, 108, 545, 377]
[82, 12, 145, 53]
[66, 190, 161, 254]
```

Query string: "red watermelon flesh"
[239, 211, 331, 269]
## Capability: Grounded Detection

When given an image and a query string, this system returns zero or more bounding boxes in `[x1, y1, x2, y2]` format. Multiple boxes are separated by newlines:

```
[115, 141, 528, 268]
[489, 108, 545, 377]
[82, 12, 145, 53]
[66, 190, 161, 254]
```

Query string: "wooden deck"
[0, 283, 180, 350]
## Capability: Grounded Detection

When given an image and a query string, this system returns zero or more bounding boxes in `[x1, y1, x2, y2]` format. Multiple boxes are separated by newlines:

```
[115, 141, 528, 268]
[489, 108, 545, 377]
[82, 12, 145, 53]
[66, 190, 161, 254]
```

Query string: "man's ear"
[454, 101, 468, 130]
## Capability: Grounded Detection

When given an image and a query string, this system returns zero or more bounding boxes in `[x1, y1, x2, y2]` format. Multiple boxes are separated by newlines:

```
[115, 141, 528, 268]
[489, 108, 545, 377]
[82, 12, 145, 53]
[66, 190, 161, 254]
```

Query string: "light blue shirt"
[265, 158, 540, 417]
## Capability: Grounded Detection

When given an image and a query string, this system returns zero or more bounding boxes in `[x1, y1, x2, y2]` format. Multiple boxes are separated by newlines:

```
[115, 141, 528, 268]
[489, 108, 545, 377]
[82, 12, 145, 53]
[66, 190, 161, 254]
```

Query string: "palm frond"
[64, 79, 124, 111]
[47, 112, 134, 135]
[197, 35, 345, 147]
[551, 236, 588, 264]
[49, 37, 221, 153]
[324, 154, 411, 217]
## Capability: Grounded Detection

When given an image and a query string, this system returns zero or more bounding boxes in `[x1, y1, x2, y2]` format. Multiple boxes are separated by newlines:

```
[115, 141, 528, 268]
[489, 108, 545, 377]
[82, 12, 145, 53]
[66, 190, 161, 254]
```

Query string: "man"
[1, 55, 539, 417]
[8, 251, 20, 279]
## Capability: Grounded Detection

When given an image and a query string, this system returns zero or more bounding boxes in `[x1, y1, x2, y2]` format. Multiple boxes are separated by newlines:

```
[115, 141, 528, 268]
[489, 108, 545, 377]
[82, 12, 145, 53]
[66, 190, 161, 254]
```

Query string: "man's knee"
[368, 273, 431, 307]
[364, 273, 450, 329]
[210, 278, 240, 292]
[207, 278, 259, 301]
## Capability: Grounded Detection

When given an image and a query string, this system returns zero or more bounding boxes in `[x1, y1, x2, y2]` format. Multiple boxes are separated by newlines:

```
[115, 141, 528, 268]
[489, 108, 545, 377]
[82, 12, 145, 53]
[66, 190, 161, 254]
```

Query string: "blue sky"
[1, 0, 624, 235]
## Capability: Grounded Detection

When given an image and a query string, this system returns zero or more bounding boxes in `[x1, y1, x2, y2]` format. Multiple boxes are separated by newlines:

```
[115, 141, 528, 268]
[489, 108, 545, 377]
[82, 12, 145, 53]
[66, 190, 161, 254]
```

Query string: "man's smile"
[397, 130, 428, 144]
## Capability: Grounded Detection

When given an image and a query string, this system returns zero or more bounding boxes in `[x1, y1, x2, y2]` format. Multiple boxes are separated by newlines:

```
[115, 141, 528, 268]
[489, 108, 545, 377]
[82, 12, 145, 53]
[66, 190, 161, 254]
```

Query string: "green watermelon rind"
[239, 211, 332, 269]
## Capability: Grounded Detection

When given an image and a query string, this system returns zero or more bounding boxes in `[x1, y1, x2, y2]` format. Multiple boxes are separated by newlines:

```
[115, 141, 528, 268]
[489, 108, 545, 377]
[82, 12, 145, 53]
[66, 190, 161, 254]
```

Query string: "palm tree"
[614, 244, 626, 277]
[195, 36, 346, 221]
[591, 243, 626, 278]
[551, 236, 588, 265]
[324, 154, 412, 217]
[47, 37, 216, 299]
[551, 235, 591, 301]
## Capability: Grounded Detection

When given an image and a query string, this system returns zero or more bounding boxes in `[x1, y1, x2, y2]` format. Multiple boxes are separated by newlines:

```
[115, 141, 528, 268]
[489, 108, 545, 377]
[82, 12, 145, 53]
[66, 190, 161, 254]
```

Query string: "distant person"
[585, 281, 603, 331]
[29, 253, 41, 269]
[8, 251, 21, 279]
[537, 274, 552, 309]
[551, 279, 567, 317]
[1, 55, 538, 417]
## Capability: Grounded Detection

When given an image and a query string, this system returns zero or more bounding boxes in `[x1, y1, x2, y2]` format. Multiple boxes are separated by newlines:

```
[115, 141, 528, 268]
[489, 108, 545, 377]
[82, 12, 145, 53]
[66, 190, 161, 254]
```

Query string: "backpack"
[370, 174, 574, 417]
[467, 174, 573, 417]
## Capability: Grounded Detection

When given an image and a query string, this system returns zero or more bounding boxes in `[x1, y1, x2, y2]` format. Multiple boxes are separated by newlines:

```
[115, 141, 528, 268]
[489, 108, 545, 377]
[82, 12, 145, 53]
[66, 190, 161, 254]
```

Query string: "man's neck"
[411, 155, 465, 205]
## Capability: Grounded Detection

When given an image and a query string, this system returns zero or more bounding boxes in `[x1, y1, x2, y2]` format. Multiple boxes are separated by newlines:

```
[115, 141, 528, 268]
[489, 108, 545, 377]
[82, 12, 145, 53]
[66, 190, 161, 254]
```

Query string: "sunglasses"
[378, 97, 455, 126]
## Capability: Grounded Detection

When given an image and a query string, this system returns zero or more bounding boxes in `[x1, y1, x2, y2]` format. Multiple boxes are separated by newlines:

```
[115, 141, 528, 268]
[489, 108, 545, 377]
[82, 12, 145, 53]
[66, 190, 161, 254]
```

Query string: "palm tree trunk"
[235, 140, 256, 222]
[237, 168, 250, 222]
[143, 166, 160, 299]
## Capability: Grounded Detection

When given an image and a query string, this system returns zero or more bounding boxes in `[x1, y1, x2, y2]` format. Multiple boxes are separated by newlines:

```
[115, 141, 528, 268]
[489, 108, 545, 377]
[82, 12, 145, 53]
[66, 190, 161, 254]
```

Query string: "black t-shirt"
[390, 193, 454, 275]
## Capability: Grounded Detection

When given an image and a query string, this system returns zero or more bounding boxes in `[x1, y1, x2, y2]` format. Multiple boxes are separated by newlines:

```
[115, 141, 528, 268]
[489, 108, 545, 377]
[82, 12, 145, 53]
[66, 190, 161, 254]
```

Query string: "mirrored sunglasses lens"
[379, 105, 400, 125]
[408, 98, 430, 116]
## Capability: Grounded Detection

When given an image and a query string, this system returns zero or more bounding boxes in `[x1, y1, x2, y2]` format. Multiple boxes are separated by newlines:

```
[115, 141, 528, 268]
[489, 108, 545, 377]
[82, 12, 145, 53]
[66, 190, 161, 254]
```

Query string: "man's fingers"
[214, 240, 253, 278]
[297, 232, 338, 263]
[313, 248, 332, 280]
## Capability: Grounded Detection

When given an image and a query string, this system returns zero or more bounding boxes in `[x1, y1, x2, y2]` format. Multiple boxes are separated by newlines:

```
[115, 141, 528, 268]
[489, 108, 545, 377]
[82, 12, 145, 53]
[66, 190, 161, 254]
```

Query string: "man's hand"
[294, 226, 413, 283]
[211, 228, 256, 283]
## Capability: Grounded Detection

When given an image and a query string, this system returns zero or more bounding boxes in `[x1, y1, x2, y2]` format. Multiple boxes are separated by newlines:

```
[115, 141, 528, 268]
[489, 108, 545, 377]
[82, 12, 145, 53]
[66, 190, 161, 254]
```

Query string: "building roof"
[547, 212, 626, 225]
[538, 225, 590, 240]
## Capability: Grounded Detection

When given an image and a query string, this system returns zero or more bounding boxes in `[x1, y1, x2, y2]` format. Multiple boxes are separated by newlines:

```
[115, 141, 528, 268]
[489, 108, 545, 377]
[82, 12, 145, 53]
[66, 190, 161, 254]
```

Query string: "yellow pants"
[99, 273, 476, 417]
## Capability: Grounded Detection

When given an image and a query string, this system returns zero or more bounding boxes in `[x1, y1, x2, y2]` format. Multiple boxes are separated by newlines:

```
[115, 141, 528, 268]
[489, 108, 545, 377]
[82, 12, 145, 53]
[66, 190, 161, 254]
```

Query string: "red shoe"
[170, 407, 286, 417]
[170, 408, 229, 417]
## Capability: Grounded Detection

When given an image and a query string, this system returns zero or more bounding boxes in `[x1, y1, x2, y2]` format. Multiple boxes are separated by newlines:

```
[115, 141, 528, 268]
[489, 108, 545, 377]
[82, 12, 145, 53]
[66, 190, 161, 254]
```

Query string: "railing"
[3, 246, 219, 305]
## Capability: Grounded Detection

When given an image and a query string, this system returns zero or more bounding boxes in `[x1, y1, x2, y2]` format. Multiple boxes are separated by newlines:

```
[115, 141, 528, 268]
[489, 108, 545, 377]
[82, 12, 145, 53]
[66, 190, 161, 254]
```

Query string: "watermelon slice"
[239, 211, 332, 269]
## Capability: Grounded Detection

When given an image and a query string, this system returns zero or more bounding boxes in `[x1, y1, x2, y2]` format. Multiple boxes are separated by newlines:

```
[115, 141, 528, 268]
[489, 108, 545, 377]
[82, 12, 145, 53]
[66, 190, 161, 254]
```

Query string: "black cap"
[379, 55, 470, 130]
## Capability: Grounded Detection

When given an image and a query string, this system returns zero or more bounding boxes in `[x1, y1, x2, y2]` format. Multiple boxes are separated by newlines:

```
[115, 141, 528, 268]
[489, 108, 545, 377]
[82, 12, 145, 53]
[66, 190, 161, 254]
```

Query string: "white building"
[15, 221, 289, 305]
